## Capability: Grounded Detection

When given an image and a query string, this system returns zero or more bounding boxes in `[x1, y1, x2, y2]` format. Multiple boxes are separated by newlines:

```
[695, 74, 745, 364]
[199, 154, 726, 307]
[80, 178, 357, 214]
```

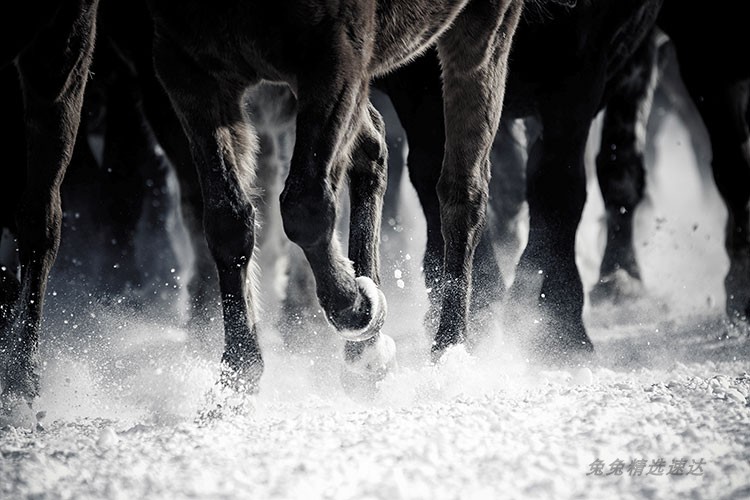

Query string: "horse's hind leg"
[506, 95, 598, 360]
[591, 32, 659, 305]
[281, 62, 386, 343]
[693, 81, 750, 328]
[1, 0, 99, 403]
[430, 0, 523, 357]
[469, 117, 530, 344]
[487, 117, 529, 283]
[378, 51, 446, 338]
[140, 69, 220, 330]
[342, 102, 396, 386]
[96, 45, 153, 299]
[153, 40, 262, 390]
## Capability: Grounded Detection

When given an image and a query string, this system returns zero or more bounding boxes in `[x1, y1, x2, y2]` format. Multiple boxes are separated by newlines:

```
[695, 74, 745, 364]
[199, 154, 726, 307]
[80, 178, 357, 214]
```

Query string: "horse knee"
[437, 171, 489, 232]
[350, 123, 388, 198]
[280, 183, 336, 249]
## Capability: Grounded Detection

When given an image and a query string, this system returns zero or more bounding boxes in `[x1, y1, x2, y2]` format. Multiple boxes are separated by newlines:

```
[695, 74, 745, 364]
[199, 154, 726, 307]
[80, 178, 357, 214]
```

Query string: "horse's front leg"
[280, 64, 386, 345]
[1, 0, 99, 408]
[431, 0, 524, 358]
[154, 39, 262, 391]
[341, 102, 396, 390]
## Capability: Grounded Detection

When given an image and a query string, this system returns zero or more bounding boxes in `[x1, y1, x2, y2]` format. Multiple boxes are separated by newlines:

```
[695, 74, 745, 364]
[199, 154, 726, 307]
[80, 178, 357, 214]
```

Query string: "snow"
[1, 110, 749, 499]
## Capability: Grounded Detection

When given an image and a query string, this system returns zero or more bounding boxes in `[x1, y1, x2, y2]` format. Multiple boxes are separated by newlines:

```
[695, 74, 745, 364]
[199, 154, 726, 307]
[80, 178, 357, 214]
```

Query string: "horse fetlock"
[528, 314, 594, 364]
[725, 253, 750, 321]
[0, 348, 41, 404]
[431, 327, 465, 363]
[331, 276, 387, 341]
[280, 192, 335, 249]
[590, 269, 644, 306]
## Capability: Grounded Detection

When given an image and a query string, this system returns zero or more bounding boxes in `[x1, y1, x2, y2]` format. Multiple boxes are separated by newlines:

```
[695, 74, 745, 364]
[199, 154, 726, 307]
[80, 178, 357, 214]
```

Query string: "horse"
[143, 0, 525, 390]
[0, 0, 100, 405]
[381, 1, 663, 360]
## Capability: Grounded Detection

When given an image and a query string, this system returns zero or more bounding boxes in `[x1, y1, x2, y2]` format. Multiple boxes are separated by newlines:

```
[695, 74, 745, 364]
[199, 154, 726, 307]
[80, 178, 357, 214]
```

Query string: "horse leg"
[591, 32, 659, 305]
[0, 228, 19, 335]
[153, 40, 262, 390]
[370, 89, 407, 242]
[123, 22, 220, 330]
[380, 50, 446, 339]
[1, 0, 99, 403]
[507, 96, 598, 360]
[431, 0, 524, 357]
[280, 61, 386, 344]
[693, 82, 750, 328]
[244, 85, 330, 353]
[0, 68, 25, 333]
[149, 111, 219, 330]
[341, 102, 396, 387]
[487, 117, 529, 284]
[96, 45, 152, 299]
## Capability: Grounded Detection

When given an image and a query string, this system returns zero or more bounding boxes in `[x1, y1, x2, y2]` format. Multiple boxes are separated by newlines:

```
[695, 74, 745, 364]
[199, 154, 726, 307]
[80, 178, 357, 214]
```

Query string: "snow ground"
[1, 112, 749, 500]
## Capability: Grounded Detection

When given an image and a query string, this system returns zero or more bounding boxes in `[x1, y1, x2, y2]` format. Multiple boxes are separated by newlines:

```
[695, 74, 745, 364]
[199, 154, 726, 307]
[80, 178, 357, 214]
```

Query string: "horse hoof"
[219, 356, 264, 394]
[337, 276, 387, 342]
[589, 269, 643, 305]
[340, 334, 397, 398]
[344, 333, 396, 377]
[0, 391, 35, 430]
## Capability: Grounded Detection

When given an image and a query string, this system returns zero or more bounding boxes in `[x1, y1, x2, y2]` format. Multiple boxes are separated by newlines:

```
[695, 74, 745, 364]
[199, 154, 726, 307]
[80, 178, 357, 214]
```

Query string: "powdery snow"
[1, 106, 749, 500]
[1, 320, 748, 500]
